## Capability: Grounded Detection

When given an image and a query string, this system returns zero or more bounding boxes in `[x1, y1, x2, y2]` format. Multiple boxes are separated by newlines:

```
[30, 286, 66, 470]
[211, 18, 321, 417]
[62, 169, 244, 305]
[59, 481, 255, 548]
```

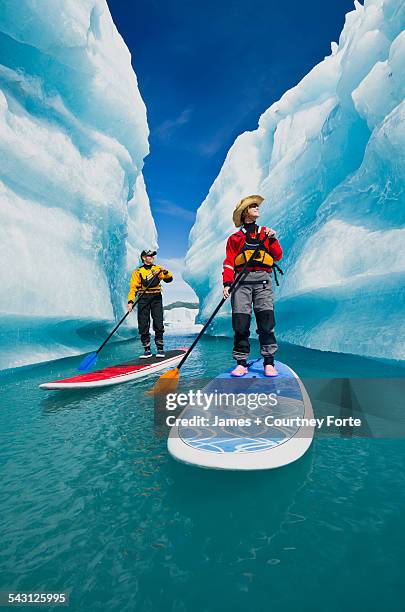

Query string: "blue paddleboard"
[168, 359, 314, 470]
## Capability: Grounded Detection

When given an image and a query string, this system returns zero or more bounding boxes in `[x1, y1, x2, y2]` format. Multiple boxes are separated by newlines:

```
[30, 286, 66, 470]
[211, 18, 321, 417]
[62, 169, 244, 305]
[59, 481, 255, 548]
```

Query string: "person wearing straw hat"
[223, 195, 283, 377]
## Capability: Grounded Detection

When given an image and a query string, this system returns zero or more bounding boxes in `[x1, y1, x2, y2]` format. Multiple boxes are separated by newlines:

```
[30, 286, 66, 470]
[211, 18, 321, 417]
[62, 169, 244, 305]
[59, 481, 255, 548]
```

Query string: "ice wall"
[185, 0, 405, 361]
[0, 0, 156, 321]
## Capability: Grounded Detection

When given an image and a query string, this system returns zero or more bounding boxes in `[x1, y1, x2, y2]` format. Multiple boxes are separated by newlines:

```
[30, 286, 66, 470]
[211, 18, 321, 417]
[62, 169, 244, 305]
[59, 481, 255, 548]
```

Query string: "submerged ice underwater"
[2, 338, 405, 610]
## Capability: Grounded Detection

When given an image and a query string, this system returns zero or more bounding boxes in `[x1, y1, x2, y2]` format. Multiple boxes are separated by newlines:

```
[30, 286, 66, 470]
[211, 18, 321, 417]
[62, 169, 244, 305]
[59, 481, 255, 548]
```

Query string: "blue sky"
[108, 0, 354, 265]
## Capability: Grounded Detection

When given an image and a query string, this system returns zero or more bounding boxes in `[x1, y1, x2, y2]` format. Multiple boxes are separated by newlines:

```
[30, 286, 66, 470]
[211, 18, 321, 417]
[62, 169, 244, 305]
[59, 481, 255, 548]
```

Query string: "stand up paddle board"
[168, 359, 314, 470]
[39, 349, 187, 390]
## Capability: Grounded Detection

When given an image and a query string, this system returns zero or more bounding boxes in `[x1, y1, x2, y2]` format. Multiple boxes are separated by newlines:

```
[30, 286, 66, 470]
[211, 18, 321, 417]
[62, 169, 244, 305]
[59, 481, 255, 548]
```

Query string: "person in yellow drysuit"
[127, 250, 173, 358]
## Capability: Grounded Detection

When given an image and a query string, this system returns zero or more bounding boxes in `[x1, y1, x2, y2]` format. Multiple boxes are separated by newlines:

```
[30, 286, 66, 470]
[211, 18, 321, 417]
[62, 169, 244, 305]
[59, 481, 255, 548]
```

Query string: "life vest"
[139, 265, 162, 293]
[234, 226, 274, 271]
[234, 226, 284, 286]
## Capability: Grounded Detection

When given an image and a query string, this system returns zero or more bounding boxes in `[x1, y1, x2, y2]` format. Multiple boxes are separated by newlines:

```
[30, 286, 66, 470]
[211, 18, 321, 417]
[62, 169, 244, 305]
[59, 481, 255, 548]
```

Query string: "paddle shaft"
[177, 234, 270, 370]
[96, 270, 160, 355]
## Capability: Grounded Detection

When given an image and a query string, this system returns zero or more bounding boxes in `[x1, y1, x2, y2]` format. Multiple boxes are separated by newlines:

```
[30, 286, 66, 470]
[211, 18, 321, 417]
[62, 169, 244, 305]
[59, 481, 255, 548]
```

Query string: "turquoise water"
[1, 335, 405, 611]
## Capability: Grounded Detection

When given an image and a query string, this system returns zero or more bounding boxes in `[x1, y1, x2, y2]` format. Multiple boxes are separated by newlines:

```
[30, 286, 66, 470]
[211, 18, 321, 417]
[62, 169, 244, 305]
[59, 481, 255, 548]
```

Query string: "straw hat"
[232, 195, 264, 227]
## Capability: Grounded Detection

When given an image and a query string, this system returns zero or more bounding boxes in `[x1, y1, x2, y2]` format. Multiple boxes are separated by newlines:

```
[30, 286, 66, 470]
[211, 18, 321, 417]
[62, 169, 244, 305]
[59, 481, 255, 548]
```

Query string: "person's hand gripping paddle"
[146, 234, 273, 395]
[78, 269, 160, 371]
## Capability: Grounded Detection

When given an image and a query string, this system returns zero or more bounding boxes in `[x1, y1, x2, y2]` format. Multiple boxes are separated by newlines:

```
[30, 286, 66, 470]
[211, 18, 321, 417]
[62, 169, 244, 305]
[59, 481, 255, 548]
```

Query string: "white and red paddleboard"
[39, 349, 186, 390]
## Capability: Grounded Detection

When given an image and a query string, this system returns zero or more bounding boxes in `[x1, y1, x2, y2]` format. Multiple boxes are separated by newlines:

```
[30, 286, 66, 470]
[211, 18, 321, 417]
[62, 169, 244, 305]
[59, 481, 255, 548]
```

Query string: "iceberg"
[164, 307, 198, 326]
[164, 306, 202, 335]
[184, 0, 405, 361]
[0, 0, 156, 368]
[0, 0, 155, 320]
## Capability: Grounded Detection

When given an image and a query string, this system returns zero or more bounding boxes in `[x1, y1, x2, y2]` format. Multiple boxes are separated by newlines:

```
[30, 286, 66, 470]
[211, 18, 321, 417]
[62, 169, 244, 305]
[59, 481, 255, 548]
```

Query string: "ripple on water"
[1, 337, 405, 610]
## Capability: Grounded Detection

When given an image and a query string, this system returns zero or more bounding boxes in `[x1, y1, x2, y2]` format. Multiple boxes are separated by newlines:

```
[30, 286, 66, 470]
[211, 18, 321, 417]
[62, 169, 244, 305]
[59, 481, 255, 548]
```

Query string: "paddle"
[146, 232, 271, 395]
[78, 269, 160, 371]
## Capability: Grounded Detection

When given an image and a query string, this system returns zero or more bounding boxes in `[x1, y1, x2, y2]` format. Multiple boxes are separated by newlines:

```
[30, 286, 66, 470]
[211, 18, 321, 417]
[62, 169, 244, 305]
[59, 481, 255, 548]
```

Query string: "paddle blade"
[145, 368, 180, 396]
[78, 351, 98, 371]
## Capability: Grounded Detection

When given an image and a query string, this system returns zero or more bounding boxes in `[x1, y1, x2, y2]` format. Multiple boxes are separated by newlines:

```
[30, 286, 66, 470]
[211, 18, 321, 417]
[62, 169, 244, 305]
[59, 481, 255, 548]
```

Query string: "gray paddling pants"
[230, 270, 277, 364]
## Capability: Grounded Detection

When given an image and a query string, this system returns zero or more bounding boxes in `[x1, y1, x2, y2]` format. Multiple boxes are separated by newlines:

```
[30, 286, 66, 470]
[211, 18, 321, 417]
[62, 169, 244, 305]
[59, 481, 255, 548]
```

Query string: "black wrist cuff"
[128, 300, 134, 304]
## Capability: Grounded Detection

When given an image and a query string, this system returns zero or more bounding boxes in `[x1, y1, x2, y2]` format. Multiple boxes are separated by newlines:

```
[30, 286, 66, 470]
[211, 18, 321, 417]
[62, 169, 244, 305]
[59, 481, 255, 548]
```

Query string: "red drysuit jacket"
[222, 226, 283, 286]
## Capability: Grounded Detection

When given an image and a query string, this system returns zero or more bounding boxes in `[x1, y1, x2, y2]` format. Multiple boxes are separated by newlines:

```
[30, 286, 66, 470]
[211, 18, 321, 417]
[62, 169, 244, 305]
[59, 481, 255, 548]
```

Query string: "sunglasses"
[248, 203, 259, 209]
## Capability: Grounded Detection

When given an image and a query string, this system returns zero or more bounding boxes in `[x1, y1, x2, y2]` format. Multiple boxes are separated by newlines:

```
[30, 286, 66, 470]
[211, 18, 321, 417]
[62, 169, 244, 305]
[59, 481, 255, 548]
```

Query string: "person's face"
[142, 255, 154, 266]
[244, 203, 260, 222]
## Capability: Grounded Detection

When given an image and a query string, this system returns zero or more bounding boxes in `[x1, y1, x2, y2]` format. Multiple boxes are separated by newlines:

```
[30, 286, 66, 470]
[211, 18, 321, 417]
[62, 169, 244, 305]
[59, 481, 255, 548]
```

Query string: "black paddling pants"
[231, 271, 277, 364]
[137, 293, 164, 348]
